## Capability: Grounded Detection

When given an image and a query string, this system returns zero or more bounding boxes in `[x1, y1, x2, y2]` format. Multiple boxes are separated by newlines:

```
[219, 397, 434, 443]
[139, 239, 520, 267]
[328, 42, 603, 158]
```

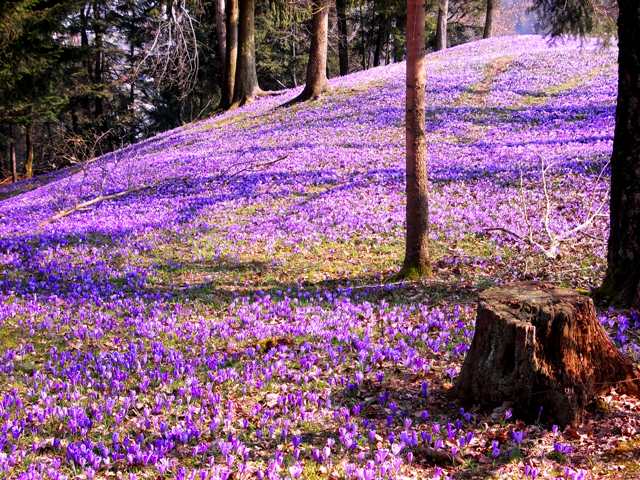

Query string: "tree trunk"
[435, 0, 448, 51]
[597, 1, 640, 308]
[1, 135, 6, 177]
[337, 0, 349, 75]
[385, 33, 391, 64]
[215, 0, 226, 66]
[93, 0, 104, 117]
[402, 0, 430, 277]
[25, 124, 34, 179]
[291, 22, 298, 87]
[393, 14, 405, 62]
[359, 2, 367, 70]
[294, 0, 330, 102]
[232, 0, 260, 106]
[128, 25, 135, 114]
[80, 4, 92, 114]
[373, 16, 386, 67]
[483, 0, 496, 39]
[10, 136, 17, 183]
[456, 283, 640, 427]
[222, 0, 239, 108]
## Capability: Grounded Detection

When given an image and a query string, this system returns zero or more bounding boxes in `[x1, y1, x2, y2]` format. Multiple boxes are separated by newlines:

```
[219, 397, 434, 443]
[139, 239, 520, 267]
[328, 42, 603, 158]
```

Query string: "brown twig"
[414, 446, 464, 466]
[482, 227, 526, 243]
[219, 155, 289, 185]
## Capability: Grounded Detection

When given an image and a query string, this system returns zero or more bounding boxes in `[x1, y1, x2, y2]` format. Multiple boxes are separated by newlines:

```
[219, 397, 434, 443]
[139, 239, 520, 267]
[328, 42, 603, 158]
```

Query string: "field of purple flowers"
[0, 36, 639, 479]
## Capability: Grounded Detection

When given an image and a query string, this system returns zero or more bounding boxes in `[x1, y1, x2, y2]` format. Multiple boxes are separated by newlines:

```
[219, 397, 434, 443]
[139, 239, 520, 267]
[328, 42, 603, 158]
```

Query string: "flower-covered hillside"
[0, 36, 638, 479]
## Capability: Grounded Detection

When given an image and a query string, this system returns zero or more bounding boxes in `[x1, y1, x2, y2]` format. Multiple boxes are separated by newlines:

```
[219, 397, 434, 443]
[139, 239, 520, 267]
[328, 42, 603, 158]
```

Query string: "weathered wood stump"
[455, 283, 640, 426]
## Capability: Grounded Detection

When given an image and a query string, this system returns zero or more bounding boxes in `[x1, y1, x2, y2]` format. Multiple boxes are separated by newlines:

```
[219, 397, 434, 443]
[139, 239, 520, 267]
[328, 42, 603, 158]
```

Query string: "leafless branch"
[40, 185, 150, 226]
[218, 155, 289, 185]
[136, 0, 200, 97]
[485, 157, 609, 259]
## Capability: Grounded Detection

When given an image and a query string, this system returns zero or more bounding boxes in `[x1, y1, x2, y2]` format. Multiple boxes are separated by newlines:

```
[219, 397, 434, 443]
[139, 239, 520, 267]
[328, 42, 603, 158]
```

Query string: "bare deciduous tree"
[139, 0, 200, 96]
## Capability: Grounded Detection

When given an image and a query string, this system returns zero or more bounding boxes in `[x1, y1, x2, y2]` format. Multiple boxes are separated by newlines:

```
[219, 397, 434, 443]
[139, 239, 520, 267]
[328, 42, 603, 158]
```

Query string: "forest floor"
[0, 36, 639, 479]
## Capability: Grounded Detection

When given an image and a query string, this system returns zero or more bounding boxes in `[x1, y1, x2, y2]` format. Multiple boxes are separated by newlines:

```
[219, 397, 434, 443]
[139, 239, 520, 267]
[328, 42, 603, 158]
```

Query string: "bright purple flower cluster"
[0, 36, 632, 478]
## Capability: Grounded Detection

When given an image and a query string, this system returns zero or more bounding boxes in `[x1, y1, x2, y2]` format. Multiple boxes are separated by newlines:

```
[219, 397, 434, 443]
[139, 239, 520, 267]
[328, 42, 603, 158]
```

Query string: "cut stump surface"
[455, 282, 640, 426]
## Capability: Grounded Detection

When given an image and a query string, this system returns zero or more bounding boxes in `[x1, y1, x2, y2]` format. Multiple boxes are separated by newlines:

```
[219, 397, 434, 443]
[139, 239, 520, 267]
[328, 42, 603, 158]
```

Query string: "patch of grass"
[331, 80, 388, 98]
[456, 56, 513, 108]
[0, 324, 20, 350]
[301, 462, 330, 479]
[518, 64, 615, 107]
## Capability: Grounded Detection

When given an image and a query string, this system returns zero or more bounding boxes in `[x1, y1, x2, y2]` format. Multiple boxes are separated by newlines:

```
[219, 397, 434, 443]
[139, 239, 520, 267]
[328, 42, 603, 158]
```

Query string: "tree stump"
[455, 282, 640, 426]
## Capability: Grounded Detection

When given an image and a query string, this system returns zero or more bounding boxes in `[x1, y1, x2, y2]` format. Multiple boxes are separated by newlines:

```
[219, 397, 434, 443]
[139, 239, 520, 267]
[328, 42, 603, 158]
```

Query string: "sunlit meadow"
[0, 36, 638, 479]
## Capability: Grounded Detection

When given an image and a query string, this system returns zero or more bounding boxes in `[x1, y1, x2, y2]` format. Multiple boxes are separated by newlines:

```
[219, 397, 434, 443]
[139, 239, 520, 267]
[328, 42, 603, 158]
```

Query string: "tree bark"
[1, 135, 6, 177]
[456, 283, 640, 427]
[79, 4, 92, 115]
[403, 0, 430, 277]
[232, 0, 260, 106]
[291, 21, 298, 87]
[373, 12, 386, 67]
[25, 124, 34, 179]
[393, 14, 405, 62]
[435, 0, 448, 51]
[93, 0, 104, 117]
[222, 0, 239, 108]
[337, 0, 349, 75]
[215, 0, 226, 66]
[359, 2, 367, 70]
[483, 0, 496, 39]
[597, 1, 640, 308]
[294, 0, 330, 102]
[10, 135, 17, 183]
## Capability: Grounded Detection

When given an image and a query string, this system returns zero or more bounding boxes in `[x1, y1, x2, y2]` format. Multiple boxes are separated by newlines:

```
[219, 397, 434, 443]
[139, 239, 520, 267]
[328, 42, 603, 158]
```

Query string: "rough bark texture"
[222, 0, 239, 108]
[598, 1, 640, 308]
[232, 0, 259, 106]
[215, 0, 226, 67]
[435, 0, 448, 51]
[403, 0, 430, 277]
[456, 283, 640, 427]
[336, 0, 349, 76]
[295, 0, 330, 102]
[25, 124, 33, 179]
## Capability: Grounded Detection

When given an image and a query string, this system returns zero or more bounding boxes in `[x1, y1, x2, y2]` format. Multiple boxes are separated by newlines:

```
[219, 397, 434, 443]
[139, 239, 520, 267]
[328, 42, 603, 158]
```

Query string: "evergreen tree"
[0, 0, 76, 177]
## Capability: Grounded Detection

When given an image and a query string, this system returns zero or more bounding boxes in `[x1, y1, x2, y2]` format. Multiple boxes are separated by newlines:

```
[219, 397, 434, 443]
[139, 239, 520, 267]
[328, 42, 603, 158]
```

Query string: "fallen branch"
[482, 227, 526, 243]
[40, 185, 148, 226]
[414, 446, 464, 466]
[219, 155, 289, 185]
[482, 227, 558, 259]
[257, 89, 288, 97]
[578, 230, 606, 244]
